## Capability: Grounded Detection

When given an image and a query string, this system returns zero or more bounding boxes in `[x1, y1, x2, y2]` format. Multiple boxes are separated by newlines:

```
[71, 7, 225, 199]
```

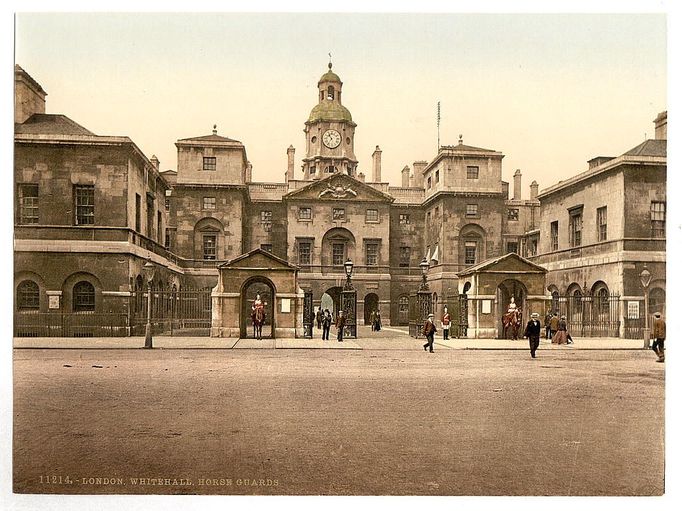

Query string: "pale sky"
[14, 12, 666, 197]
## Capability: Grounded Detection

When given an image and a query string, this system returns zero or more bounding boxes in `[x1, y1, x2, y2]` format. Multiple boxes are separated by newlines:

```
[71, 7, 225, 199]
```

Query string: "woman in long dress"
[552, 315, 569, 344]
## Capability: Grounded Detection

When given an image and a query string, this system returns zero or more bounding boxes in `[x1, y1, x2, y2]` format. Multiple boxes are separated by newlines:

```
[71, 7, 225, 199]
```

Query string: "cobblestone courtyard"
[13, 346, 664, 496]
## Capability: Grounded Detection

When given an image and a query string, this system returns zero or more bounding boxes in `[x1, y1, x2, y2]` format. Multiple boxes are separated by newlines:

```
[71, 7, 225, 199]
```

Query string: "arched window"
[551, 290, 560, 313]
[649, 287, 666, 316]
[73, 281, 95, 312]
[327, 86, 335, 100]
[596, 287, 610, 315]
[17, 280, 39, 310]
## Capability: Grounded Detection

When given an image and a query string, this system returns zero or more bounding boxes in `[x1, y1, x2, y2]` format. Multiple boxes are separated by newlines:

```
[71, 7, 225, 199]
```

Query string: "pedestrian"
[442, 306, 451, 340]
[369, 310, 376, 331]
[549, 312, 560, 340]
[336, 310, 346, 342]
[544, 310, 553, 339]
[375, 310, 382, 331]
[316, 307, 323, 330]
[652, 312, 666, 363]
[552, 315, 573, 345]
[524, 312, 542, 358]
[322, 309, 332, 340]
[422, 313, 437, 353]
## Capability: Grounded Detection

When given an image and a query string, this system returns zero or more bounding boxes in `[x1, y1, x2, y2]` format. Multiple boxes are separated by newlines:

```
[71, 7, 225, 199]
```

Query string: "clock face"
[322, 129, 341, 149]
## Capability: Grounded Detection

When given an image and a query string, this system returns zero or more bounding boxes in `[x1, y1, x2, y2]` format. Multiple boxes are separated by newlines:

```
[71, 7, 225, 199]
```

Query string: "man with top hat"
[422, 313, 437, 353]
[524, 312, 542, 359]
[652, 311, 666, 363]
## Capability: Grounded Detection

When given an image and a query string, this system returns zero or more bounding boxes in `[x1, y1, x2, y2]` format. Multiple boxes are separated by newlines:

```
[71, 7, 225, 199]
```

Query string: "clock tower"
[302, 63, 358, 180]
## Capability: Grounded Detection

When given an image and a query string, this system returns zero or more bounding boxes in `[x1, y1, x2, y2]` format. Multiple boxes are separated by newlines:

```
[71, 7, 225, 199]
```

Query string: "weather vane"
[328, 52, 332, 69]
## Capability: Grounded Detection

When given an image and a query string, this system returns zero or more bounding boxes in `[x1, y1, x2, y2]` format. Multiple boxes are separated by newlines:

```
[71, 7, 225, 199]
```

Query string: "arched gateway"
[211, 249, 304, 338]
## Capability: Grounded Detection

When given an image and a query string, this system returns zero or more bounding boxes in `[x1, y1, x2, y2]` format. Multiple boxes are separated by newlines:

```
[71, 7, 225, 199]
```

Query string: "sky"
[13, 12, 667, 197]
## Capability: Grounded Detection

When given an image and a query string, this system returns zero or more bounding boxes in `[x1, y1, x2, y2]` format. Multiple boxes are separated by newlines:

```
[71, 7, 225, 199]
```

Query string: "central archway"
[497, 279, 528, 338]
[240, 276, 276, 339]
[321, 286, 343, 317]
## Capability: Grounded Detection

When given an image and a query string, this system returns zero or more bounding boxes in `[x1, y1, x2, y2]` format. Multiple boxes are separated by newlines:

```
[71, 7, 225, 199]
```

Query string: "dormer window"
[327, 86, 335, 100]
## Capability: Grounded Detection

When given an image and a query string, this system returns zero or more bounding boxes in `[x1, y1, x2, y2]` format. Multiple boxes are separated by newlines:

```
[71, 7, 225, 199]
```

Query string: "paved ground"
[13, 345, 664, 496]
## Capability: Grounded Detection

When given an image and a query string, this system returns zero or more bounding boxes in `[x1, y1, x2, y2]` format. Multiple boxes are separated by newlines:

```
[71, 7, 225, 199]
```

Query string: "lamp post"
[341, 258, 357, 338]
[143, 258, 156, 349]
[419, 257, 430, 291]
[639, 266, 652, 349]
[344, 258, 354, 290]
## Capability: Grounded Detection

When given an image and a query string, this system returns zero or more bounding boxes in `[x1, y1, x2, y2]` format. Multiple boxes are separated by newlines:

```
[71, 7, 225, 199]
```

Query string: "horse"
[502, 309, 522, 340]
[251, 306, 265, 340]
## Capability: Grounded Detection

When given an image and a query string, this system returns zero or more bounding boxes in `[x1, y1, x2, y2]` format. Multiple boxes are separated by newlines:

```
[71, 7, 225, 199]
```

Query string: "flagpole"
[437, 101, 441, 152]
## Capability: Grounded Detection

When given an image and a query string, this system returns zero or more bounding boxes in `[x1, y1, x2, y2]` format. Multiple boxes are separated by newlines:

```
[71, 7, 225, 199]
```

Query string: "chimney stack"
[14, 65, 47, 124]
[401, 165, 411, 187]
[245, 162, 253, 183]
[530, 180, 539, 200]
[372, 145, 382, 182]
[513, 169, 522, 200]
[654, 111, 667, 140]
[286, 145, 295, 182]
[358, 172, 365, 182]
[413, 161, 428, 188]
[150, 155, 160, 171]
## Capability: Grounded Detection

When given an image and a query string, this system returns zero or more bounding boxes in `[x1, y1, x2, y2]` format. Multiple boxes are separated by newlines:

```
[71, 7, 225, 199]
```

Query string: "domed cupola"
[302, 62, 358, 180]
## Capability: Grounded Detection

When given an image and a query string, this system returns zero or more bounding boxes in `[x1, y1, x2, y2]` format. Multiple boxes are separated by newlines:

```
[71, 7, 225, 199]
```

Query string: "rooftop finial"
[213, 124, 217, 135]
[328, 52, 332, 69]
[458, 134, 463, 145]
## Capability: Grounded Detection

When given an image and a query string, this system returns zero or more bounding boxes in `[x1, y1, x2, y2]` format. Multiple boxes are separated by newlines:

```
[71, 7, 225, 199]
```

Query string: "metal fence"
[14, 312, 129, 337]
[553, 292, 621, 337]
[130, 288, 213, 336]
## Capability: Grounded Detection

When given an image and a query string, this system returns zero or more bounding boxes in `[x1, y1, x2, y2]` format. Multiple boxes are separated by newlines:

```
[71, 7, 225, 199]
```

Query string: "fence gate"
[455, 293, 468, 338]
[554, 291, 621, 338]
[131, 288, 213, 337]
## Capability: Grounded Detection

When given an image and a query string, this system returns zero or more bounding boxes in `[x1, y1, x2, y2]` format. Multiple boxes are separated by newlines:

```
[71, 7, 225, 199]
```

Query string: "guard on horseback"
[502, 297, 522, 340]
[251, 293, 266, 340]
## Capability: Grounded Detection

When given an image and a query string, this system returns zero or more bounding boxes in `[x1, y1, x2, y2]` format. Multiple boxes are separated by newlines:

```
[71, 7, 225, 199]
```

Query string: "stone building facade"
[13, 63, 666, 338]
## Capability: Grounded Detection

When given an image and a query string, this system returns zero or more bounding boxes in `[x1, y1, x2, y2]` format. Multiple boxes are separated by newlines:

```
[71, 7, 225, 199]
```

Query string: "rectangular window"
[146, 198, 154, 237]
[507, 241, 518, 254]
[465, 242, 477, 265]
[135, 193, 142, 232]
[164, 197, 170, 211]
[332, 243, 345, 266]
[569, 210, 583, 247]
[157, 211, 162, 243]
[165, 228, 172, 250]
[74, 185, 95, 225]
[366, 243, 378, 266]
[550, 221, 559, 251]
[427, 176, 432, 189]
[597, 206, 607, 242]
[507, 208, 519, 221]
[528, 237, 538, 257]
[366, 209, 379, 223]
[260, 244, 273, 253]
[427, 211, 431, 224]
[310, 166, 316, 175]
[202, 234, 217, 260]
[399, 246, 411, 267]
[466, 204, 478, 218]
[298, 241, 311, 265]
[467, 166, 479, 179]
[203, 157, 216, 171]
[651, 201, 666, 238]
[399, 213, 410, 225]
[203, 197, 216, 210]
[299, 207, 312, 220]
[435, 170, 440, 183]
[18, 183, 39, 224]
[332, 208, 346, 221]
[261, 210, 272, 232]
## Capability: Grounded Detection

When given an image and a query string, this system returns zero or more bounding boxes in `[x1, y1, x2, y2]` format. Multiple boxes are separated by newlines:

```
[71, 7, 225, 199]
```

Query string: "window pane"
[203, 197, 216, 210]
[366, 209, 379, 222]
[75, 185, 95, 225]
[17, 280, 40, 310]
[73, 281, 95, 312]
[332, 243, 344, 266]
[299, 207, 312, 220]
[298, 242, 311, 265]
[399, 214, 410, 225]
[366, 243, 378, 266]
[203, 157, 216, 170]
[18, 184, 39, 224]
[203, 235, 217, 260]
[467, 166, 479, 179]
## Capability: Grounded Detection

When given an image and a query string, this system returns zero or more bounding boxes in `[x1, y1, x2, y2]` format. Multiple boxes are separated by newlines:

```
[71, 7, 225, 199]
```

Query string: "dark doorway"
[321, 286, 343, 317]
[241, 277, 275, 339]
[364, 293, 379, 325]
[496, 279, 527, 339]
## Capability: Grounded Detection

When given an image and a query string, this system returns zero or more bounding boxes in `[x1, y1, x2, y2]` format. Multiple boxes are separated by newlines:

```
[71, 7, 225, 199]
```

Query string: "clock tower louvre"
[302, 62, 358, 180]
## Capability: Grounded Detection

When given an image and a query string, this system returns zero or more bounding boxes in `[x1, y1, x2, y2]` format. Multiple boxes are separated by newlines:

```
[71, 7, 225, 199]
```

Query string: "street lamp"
[639, 266, 652, 349]
[142, 258, 156, 349]
[344, 258, 354, 290]
[419, 256, 430, 291]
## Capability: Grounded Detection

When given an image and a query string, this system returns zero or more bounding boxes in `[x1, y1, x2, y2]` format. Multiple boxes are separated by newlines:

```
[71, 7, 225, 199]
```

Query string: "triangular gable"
[284, 173, 395, 203]
[457, 252, 547, 277]
[218, 248, 298, 270]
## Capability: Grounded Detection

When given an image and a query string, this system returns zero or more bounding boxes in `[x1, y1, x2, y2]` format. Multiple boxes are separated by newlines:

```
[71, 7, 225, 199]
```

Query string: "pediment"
[457, 252, 547, 276]
[284, 174, 394, 203]
[218, 248, 298, 270]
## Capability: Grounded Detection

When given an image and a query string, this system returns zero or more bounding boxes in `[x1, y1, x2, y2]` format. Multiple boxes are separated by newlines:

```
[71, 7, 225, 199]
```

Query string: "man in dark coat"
[544, 310, 553, 339]
[524, 312, 542, 358]
[652, 312, 666, 362]
[336, 310, 346, 342]
[422, 313, 437, 353]
[321, 309, 332, 340]
[549, 312, 560, 339]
